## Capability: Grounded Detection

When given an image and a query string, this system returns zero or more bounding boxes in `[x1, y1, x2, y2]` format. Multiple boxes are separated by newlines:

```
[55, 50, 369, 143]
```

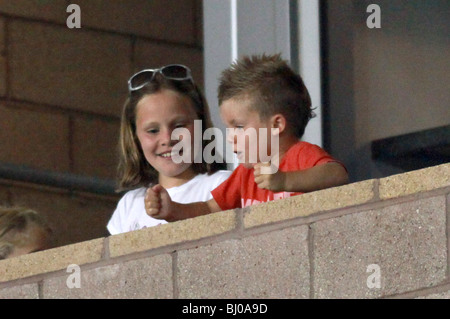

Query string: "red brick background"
[0, 0, 203, 247]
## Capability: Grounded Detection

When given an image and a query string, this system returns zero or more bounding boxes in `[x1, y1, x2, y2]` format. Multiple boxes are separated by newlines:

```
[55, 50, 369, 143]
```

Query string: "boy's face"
[220, 96, 275, 168]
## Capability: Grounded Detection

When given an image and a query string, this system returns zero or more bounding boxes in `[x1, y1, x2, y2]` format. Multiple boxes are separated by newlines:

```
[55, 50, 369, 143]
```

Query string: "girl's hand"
[145, 184, 177, 221]
[253, 162, 286, 192]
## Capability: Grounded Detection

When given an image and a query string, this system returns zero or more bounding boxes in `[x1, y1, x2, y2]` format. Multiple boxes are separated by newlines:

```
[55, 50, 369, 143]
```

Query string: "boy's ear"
[270, 114, 286, 135]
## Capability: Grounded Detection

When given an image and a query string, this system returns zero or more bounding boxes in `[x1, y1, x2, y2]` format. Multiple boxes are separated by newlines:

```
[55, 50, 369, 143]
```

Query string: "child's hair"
[117, 70, 226, 191]
[0, 206, 52, 259]
[218, 53, 315, 138]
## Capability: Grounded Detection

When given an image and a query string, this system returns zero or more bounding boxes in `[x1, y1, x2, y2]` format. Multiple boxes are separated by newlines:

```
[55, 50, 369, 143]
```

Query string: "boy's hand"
[254, 162, 286, 192]
[145, 184, 178, 222]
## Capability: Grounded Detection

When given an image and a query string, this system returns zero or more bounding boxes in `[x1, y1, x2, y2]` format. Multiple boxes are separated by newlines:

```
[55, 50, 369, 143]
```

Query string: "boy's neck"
[275, 134, 300, 162]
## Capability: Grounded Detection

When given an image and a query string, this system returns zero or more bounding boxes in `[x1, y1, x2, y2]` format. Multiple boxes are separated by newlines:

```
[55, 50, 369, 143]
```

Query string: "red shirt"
[211, 141, 342, 210]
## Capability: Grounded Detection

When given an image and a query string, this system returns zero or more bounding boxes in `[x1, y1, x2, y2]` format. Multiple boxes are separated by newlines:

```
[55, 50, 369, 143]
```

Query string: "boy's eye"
[235, 125, 244, 130]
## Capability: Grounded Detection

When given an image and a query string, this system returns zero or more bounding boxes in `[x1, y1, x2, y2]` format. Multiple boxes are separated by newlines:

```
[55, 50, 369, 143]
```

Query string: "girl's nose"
[160, 128, 175, 146]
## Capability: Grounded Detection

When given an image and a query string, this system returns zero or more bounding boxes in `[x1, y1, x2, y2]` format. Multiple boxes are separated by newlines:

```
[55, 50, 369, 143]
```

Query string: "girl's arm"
[145, 184, 222, 222]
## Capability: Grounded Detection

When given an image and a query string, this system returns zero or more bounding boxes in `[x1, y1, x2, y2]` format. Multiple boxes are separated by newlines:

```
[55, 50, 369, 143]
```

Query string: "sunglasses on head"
[128, 64, 193, 92]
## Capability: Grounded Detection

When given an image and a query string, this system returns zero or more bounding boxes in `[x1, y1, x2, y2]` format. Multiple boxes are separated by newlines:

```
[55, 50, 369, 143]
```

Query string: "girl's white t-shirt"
[107, 170, 231, 235]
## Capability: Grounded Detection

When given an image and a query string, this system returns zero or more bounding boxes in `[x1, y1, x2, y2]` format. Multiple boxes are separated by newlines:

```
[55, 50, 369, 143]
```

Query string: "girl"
[107, 65, 231, 234]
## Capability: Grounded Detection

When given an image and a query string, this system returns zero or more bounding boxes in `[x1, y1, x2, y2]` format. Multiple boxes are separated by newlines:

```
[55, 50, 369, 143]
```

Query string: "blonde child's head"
[0, 207, 52, 259]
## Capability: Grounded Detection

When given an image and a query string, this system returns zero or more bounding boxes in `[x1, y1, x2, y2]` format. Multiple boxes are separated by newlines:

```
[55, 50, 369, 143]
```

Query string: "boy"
[145, 54, 348, 221]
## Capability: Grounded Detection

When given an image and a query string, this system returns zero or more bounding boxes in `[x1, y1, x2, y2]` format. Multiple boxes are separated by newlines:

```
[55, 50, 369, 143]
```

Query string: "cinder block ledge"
[0, 163, 449, 299]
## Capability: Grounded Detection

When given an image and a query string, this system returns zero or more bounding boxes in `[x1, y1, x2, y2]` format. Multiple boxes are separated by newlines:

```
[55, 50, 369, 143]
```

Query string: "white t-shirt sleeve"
[107, 170, 232, 235]
[107, 194, 128, 235]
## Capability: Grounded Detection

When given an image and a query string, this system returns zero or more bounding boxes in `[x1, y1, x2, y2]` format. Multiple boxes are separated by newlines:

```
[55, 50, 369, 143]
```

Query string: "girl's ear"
[270, 114, 286, 136]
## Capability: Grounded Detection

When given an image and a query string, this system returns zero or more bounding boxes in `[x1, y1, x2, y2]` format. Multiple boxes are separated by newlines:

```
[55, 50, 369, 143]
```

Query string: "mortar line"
[235, 208, 245, 238]
[446, 193, 450, 281]
[68, 115, 75, 173]
[3, 16, 10, 98]
[307, 223, 315, 299]
[0, 12, 201, 50]
[106, 229, 240, 264]
[385, 281, 450, 299]
[372, 178, 380, 201]
[102, 237, 110, 260]
[130, 33, 137, 71]
[172, 251, 179, 299]
[37, 280, 44, 299]
[0, 97, 121, 121]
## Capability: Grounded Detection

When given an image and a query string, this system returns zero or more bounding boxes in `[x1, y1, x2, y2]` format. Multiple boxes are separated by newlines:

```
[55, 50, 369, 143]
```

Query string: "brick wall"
[0, 0, 204, 247]
[0, 163, 448, 299]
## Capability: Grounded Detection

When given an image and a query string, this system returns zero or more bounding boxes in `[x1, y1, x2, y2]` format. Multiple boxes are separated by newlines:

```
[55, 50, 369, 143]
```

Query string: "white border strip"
[298, 0, 322, 147]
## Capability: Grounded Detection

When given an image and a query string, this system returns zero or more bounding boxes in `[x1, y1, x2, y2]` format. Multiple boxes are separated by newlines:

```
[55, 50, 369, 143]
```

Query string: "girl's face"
[135, 89, 198, 187]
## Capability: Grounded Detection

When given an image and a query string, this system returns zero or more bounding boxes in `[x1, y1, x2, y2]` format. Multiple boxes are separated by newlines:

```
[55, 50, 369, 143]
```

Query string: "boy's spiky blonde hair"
[218, 54, 315, 138]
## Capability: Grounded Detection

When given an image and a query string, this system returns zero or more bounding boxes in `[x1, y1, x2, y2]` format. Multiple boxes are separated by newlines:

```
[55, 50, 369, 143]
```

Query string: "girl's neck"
[158, 168, 198, 189]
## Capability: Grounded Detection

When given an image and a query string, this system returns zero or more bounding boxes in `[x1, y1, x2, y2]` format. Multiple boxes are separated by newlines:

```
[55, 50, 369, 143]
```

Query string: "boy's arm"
[254, 162, 348, 193]
[145, 184, 222, 222]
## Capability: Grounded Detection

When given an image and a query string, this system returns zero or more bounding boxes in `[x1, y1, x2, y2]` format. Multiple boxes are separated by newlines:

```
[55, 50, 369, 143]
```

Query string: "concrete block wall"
[0, 163, 448, 299]
[0, 1, 204, 247]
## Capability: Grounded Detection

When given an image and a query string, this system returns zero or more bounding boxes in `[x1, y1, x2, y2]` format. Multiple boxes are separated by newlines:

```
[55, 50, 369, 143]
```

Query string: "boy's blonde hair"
[117, 73, 226, 191]
[218, 54, 315, 138]
[0, 207, 52, 259]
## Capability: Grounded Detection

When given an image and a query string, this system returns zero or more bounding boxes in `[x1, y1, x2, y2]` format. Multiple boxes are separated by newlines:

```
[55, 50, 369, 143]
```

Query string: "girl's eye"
[235, 125, 244, 130]
[175, 123, 186, 129]
[147, 128, 159, 134]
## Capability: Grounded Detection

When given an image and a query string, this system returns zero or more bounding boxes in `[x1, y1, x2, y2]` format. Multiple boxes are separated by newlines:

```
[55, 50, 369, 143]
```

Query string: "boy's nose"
[226, 129, 237, 144]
